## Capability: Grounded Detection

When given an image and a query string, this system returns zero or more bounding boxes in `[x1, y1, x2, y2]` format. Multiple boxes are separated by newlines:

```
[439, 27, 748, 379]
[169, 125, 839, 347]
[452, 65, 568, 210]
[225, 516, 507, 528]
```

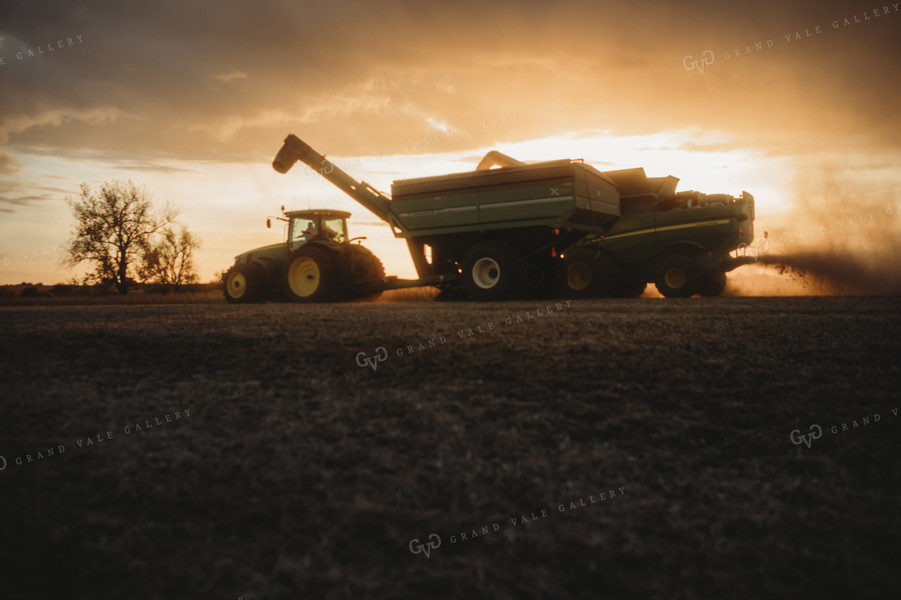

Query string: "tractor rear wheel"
[284, 246, 343, 302]
[342, 244, 386, 300]
[461, 240, 525, 301]
[655, 254, 698, 298]
[560, 248, 618, 298]
[223, 261, 270, 303]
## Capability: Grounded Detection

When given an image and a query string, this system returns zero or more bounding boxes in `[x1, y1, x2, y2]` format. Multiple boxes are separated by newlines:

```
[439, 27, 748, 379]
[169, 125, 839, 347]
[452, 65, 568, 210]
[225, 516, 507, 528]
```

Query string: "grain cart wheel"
[284, 246, 343, 302]
[697, 271, 727, 297]
[655, 254, 699, 298]
[342, 244, 386, 300]
[522, 259, 560, 300]
[223, 261, 269, 304]
[560, 249, 617, 298]
[461, 241, 525, 301]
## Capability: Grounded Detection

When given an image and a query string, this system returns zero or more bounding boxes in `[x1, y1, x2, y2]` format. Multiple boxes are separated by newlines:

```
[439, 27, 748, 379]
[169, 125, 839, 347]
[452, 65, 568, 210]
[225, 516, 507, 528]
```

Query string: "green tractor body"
[223, 209, 385, 303]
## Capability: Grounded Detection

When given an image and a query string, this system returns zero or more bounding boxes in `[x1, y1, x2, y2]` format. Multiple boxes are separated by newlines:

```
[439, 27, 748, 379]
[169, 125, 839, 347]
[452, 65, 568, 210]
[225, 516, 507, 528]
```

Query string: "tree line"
[65, 180, 201, 295]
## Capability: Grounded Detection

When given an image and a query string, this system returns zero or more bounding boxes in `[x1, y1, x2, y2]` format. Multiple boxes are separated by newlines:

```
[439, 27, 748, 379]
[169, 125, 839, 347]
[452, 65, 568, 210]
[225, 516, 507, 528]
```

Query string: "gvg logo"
[790, 424, 823, 448]
[355, 347, 388, 372]
[735, 235, 770, 261]
[683, 50, 716, 74]
[302, 158, 335, 181]
[409, 534, 441, 558]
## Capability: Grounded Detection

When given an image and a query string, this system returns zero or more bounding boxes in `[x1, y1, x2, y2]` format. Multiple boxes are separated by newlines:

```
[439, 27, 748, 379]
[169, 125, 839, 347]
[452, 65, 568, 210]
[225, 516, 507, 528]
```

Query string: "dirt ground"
[0, 297, 898, 599]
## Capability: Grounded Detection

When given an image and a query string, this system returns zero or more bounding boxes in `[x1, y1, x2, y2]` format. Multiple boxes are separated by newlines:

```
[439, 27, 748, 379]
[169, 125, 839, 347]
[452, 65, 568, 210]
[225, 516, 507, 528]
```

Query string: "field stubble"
[0, 297, 898, 599]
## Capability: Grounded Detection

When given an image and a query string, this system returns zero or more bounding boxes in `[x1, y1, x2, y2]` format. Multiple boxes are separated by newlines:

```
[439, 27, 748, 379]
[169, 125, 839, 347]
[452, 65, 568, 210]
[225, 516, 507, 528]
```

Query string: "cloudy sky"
[1, 0, 899, 286]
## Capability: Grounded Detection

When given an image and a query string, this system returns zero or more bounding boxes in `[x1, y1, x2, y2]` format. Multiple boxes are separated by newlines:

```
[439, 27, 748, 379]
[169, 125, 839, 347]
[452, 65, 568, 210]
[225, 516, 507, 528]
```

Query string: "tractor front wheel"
[224, 261, 271, 303]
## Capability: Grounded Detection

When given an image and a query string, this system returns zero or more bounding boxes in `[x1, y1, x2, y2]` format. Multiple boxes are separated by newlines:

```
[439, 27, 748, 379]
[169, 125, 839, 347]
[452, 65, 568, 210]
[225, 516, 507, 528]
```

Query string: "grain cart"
[271, 134, 621, 301]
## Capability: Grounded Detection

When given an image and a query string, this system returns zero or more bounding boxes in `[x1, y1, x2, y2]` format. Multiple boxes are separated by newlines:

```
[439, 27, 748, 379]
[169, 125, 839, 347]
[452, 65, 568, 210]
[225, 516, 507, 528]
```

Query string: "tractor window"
[321, 217, 347, 244]
[290, 218, 318, 244]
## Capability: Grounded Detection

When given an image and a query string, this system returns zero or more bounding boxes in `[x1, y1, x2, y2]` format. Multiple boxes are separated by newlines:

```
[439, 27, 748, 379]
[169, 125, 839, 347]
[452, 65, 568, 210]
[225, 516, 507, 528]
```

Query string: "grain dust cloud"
[728, 161, 901, 296]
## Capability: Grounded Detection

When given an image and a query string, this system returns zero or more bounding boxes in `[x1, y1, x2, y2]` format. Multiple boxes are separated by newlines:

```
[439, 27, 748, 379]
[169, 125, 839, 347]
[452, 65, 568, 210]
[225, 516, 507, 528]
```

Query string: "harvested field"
[0, 297, 898, 599]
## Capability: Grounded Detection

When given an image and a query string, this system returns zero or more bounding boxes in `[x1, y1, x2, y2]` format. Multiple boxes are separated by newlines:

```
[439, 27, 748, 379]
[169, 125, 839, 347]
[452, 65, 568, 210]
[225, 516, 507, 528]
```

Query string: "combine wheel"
[655, 254, 699, 298]
[284, 246, 343, 302]
[461, 241, 525, 301]
[560, 249, 618, 298]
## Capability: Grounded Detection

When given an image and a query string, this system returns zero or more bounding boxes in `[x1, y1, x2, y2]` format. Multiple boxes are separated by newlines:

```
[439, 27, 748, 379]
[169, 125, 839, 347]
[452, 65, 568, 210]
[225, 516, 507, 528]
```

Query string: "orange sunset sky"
[1, 0, 899, 290]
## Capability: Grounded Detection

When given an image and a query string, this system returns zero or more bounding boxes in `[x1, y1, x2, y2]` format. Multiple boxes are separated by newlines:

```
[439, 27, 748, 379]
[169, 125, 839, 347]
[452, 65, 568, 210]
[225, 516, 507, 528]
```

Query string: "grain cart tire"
[284, 246, 343, 302]
[655, 254, 699, 298]
[522, 259, 560, 300]
[342, 244, 386, 300]
[223, 261, 269, 304]
[561, 249, 618, 298]
[461, 240, 525, 301]
[697, 271, 727, 297]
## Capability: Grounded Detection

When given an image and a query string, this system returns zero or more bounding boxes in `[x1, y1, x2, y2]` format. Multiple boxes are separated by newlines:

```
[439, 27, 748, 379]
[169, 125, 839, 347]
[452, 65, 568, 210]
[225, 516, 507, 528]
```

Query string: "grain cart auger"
[273, 134, 443, 280]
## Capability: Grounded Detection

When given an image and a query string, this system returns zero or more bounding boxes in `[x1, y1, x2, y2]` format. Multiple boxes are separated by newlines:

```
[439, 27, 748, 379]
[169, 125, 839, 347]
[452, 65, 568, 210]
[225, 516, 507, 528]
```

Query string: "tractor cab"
[286, 209, 351, 252]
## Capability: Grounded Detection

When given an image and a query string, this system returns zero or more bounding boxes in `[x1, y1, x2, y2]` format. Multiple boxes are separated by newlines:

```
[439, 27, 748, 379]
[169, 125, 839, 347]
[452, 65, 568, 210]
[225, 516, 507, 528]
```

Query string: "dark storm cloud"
[0, 0, 899, 162]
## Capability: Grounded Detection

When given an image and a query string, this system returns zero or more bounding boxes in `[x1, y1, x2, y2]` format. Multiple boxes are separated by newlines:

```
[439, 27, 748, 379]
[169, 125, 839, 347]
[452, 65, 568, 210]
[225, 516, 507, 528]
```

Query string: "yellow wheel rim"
[288, 256, 320, 297]
[567, 262, 592, 291]
[226, 271, 247, 299]
[665, 267, 686, 289]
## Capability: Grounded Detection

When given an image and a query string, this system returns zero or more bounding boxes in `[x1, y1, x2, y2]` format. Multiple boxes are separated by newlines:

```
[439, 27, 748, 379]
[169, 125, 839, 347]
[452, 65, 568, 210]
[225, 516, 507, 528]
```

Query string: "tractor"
[223, 208, 385, 303]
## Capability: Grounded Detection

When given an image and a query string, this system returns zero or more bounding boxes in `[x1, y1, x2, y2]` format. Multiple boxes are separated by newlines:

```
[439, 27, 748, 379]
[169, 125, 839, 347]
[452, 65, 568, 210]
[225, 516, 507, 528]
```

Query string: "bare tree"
[65, 180, 176, 295]
[139, 225, 201, 289]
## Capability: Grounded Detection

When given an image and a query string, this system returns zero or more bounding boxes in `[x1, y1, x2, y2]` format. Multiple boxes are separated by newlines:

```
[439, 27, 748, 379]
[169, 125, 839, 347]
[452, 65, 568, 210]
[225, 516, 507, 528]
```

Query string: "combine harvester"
[222, 134, 755, 302]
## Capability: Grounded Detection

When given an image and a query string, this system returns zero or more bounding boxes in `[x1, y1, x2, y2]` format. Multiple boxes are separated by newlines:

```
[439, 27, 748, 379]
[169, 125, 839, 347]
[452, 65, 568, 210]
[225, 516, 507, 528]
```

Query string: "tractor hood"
[233, 242, 286, 265]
